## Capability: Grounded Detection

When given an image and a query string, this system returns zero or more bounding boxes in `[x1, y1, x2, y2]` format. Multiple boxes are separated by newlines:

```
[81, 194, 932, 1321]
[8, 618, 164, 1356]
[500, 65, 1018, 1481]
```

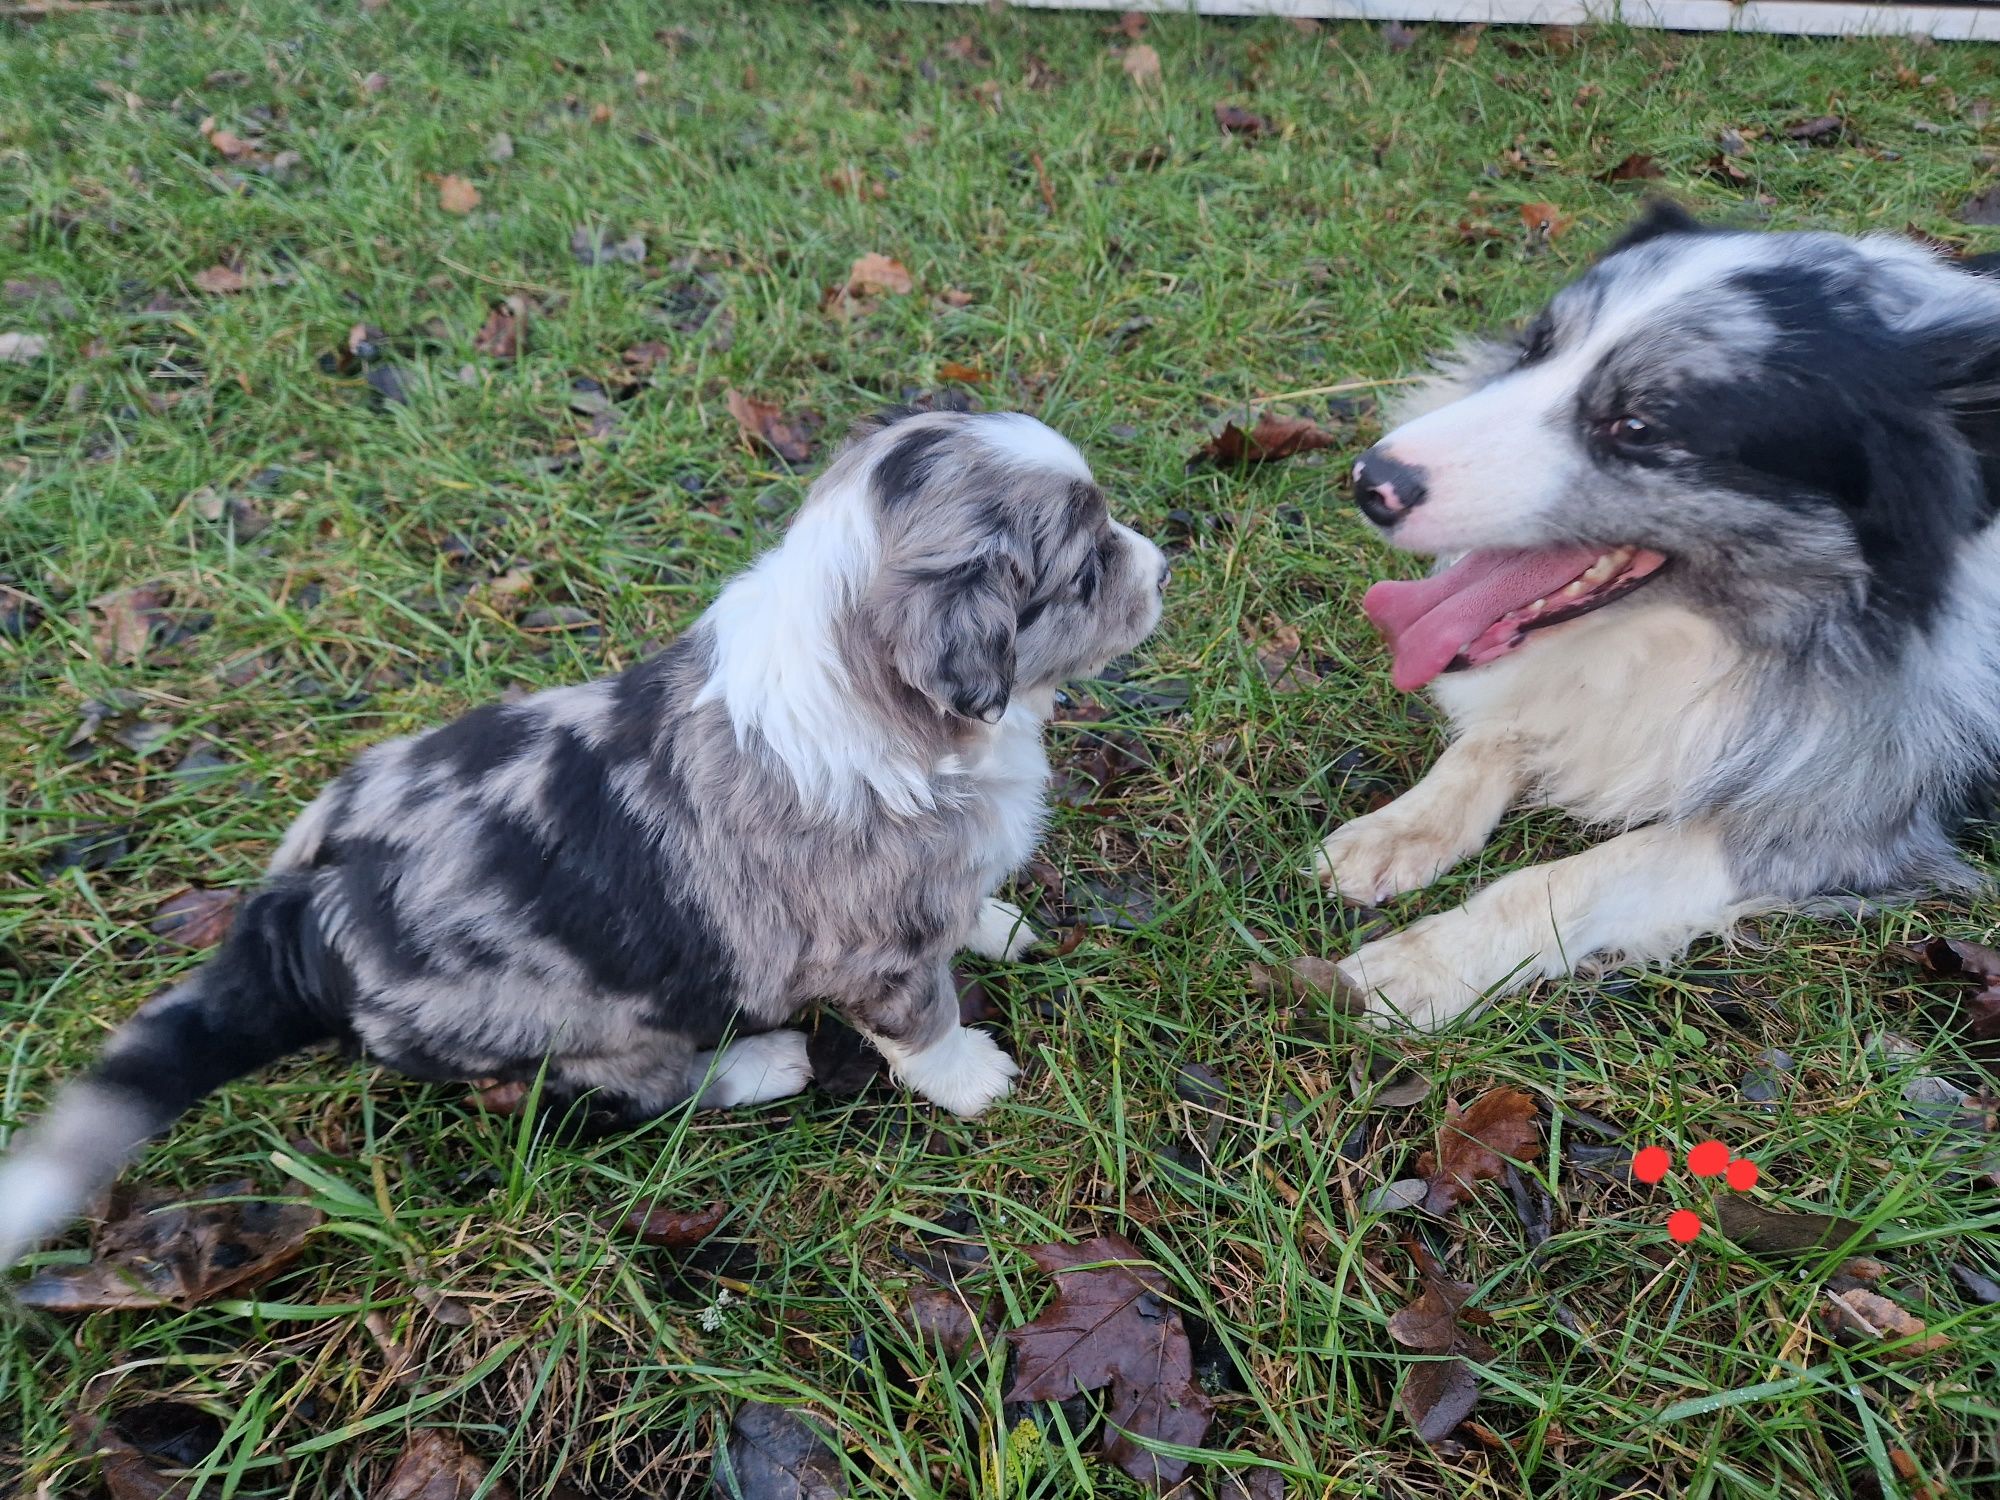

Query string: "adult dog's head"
[1352, 202, 2000, 688]
[700, 408, 1169, 816]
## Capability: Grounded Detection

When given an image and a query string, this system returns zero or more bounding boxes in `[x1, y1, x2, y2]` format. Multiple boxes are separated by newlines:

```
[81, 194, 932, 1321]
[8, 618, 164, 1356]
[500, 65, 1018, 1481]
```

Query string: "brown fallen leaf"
[1386, 1245, 1493, 1444]
[17, 1178, 322, 1311]
[1004, 1234, 1215, 1489]
[711, 1402, 847, 1499]
[937, 361, 987, 384]
[149, 888, 240, 951]
[1246, 956, 1362, 1011]
[1214, 103, 1273, 138]
[901, 1285, 997, 1357]
[70, 1408, 199, 1500]
[1249, 615, 1319, 693]
[374, 1429, 518, 1500]
[1121, 44, 1161, 88]
[1714, 1196, 1865, 1258]
[1417, 1087, 1542, 1216]
[472, 296, 526, 360]
[200, 118, 258, 161]
[1820, 1287, 1949, 1357]
[1705, 154, 1752, 186]
[1191, 412, 1338, 468]
[725, 389, 818, 466]
[90, 583, 169, 665]
[622, 339, 670, 372]
[435, 174, 481, 215]
[1108, 9, 1147, 39]
[1785, 114, 1846, 145]
[845, 252, 913, 299]
[468, 1078, 532, 1115]
[1519, 201, 1573, 241]
[1600, 152, 1665, 183]
[625, 1199, 727, 1248]
[825, 165, 886, 200]
[938, 287, 976, 308]
[191, 264, 252, 295]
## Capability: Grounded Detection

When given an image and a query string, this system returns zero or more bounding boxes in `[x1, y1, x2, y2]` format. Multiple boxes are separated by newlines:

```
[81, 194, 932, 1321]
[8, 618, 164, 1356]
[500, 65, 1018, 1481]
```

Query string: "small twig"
[1252, 375, 1425, 405]
[1031, 151, 1057, 217]
[3, 0, 222, 18]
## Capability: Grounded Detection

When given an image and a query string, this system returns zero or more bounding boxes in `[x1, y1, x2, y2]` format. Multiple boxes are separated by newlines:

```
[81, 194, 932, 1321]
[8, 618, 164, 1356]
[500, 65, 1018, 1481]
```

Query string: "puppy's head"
[844, 411, 1169, 722]
[1349, 202, 2000, 686]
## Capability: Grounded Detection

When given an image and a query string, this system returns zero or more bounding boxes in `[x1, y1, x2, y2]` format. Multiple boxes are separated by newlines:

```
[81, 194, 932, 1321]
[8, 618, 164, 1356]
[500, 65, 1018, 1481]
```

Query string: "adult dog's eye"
[1603, 414, 1660, 448]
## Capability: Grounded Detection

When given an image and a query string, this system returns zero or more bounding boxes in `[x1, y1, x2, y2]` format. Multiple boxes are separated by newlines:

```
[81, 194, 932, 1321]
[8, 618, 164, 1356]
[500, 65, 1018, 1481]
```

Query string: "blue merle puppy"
[0, 409, 1170, 1267]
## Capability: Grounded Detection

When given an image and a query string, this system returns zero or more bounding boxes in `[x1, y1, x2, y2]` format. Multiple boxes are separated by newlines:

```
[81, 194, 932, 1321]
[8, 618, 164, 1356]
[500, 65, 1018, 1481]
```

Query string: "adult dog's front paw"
[964, 897, 1040, 962]
[1338, 917, 1494, 1032]
[1314, 811, 1470, 905]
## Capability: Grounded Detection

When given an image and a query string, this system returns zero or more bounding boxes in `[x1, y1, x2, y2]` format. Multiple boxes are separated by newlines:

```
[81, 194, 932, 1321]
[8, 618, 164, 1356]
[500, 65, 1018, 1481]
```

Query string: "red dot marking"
[1667, 1209, 1702, 1243]
[1632, 1146, 1671, 1184]
[1725, 1158, 1759, 1192]
[1687, 1140, 1730, 1177]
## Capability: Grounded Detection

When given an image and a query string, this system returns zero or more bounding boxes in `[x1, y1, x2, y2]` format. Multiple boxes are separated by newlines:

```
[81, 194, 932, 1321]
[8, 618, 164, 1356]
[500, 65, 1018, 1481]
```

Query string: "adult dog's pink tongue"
[1362, 545, 1605, 691]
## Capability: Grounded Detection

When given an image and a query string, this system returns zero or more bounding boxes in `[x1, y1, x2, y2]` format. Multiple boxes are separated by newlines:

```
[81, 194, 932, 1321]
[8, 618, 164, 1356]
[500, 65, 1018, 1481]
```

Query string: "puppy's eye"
[1073, 557, 1100, 604]
[1518, 317, 1555, 367]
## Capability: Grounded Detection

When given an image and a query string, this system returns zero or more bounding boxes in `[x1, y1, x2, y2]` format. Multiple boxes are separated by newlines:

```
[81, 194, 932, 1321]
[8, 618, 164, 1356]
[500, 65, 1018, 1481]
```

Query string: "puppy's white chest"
[1433, 602, 1747, 826]
[955, 709, 1052, 875]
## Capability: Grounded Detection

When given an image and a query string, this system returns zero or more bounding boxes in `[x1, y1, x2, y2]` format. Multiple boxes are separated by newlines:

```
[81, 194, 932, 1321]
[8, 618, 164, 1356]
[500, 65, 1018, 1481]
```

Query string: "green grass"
[5, 2, 2000, 1495]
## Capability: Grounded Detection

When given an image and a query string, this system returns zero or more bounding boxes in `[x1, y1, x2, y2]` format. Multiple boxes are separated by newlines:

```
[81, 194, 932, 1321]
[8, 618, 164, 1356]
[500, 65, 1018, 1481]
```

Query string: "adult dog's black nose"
[1351, 448, 1428, 528]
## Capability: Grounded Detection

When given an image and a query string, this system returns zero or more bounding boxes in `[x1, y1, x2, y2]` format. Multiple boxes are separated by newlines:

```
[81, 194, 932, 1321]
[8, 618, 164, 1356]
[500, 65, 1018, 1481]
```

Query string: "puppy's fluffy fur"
[1321, 204, 2000, 1029]
[0, 409, 1168, 1266]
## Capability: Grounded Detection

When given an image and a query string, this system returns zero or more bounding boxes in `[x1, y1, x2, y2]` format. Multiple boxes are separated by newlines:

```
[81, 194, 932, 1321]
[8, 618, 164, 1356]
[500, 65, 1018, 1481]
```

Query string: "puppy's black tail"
[0, 880, 346, 1268]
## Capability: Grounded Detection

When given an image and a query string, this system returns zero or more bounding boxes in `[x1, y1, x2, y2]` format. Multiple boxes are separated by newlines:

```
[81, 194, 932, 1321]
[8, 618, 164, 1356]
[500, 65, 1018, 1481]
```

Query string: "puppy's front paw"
[889, 1026, 1021, 1117]
[1338, 920, 1490, 1033]
[965, 897, 1040, 962]
[1314, 812, 1469, 905]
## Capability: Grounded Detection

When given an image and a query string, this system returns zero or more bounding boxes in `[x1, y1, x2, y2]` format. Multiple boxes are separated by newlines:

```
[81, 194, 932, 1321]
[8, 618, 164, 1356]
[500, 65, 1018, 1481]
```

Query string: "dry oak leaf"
[1121, 44, 1162, 88]
[1003, 1234, 1215, 1489]
[17, 1178, 321, 1311]
[435, 174, 481, 215]
[1388, 1266, 1493, 1443]
[90, 583, 169, 665]
[845, 252, 913, 299]
[149, 888, 240, 951]
[1416, 1087, 1542, 1215]
[624, 1199, 727, 1248]
[373, 1429, 518, 1500]
[472, 296, 526, 360]
[1820, 1288, 1949, 1357]
[1519, 201, 1573, 240]
[191, 264, 253, 295]
[725, 389, 817, 466]
[1191, 413, 1337, 468]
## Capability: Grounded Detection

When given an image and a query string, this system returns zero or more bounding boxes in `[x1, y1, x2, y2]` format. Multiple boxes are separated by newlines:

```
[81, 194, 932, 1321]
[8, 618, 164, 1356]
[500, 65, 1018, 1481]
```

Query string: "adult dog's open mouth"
[1361, 544, 1668, 691]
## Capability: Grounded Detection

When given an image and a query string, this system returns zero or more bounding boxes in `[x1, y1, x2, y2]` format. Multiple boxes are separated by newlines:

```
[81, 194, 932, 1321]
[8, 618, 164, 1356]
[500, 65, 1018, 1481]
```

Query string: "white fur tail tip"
[0, 1081, 158, 1270]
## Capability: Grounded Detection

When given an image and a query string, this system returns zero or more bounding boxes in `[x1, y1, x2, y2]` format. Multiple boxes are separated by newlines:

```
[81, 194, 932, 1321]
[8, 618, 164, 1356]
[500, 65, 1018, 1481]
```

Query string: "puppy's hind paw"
[964, 897, 1040, 962]
[887, 1026, 1021, 1118]
[695, 1029, 813, 1109]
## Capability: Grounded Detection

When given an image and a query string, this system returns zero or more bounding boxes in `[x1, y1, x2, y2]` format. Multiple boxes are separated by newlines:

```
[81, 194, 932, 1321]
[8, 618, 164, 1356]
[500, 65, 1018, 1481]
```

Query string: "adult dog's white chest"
[1431, 600, 1749, 828]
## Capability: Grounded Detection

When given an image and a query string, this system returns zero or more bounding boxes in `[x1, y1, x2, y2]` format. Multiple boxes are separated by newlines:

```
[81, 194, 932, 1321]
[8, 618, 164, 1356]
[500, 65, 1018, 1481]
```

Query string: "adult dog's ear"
[879, 551, 1025, 723]
[1601, 199, 1705, 258]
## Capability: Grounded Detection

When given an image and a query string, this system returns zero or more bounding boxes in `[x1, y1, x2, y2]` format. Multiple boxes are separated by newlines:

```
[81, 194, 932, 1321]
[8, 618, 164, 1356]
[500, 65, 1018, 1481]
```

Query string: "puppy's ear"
[1602, 199, 1705, 258]
[881, 551, 1025, 723]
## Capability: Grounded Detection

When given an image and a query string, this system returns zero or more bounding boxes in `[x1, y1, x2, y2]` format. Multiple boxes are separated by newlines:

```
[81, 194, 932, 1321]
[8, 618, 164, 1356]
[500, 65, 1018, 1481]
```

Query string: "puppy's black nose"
[1351, 448, 1428, 528]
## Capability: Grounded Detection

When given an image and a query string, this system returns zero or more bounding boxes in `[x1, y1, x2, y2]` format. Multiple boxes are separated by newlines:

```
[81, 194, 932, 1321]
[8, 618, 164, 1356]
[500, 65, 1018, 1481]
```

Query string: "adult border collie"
[0, 409, 1169, 1267]
[1319, 202, 2000, 1030]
